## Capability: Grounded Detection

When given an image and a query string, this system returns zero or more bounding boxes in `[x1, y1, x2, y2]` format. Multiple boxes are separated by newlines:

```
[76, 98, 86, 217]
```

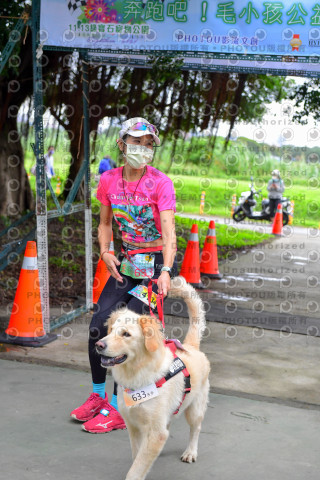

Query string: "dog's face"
[96, 308, 164, 369]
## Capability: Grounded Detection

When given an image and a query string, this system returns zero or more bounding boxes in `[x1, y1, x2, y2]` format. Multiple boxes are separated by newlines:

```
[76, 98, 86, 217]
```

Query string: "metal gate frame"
[30, 0, 320, 332]
[32, 0, 92, 331]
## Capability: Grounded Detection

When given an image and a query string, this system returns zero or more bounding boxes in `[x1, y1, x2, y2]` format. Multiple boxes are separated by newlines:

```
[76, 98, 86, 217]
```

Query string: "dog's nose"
[96, 340, 107, 350]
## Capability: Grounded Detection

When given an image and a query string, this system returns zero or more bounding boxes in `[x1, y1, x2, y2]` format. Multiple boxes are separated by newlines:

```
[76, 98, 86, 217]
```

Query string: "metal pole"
[32, 0, 50, 332]
[81, 54, 93, 310]
[0, 15, 30, 76]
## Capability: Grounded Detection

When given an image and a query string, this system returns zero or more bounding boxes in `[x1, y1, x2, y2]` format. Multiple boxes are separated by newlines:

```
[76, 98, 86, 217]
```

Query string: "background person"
[70, 117, 177, 434]
[44, 145, 55, 179]
[99, 155, 116, 173]
[93, 156, 117, 194]
[267, 169, 285, 221]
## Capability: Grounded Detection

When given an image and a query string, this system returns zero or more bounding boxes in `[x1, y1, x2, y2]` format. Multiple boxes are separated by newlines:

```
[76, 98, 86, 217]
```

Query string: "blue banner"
[40, 0, 320, 72]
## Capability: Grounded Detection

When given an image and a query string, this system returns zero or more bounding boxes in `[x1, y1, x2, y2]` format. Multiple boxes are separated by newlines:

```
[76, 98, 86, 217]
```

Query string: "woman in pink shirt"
[70, 117, 177, 433]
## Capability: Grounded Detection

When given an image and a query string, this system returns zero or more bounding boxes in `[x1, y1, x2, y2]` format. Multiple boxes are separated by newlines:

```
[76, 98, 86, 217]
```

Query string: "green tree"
[0, 1, 296, 215]
[289, 79, 320, 124]
[0, 1, 34, 217]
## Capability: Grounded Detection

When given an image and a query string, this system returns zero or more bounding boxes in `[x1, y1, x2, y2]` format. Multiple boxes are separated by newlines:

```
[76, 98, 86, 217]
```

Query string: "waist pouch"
[120, 252, 155, 279]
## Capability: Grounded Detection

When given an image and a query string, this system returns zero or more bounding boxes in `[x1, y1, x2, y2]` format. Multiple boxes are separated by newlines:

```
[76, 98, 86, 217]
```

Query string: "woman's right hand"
[101, 253, 123, 283]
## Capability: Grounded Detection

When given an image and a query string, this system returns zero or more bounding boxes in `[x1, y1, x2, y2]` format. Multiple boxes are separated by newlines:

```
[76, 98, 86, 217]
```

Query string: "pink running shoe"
[82, 403, 126, 434]
[70, 393, 106, 422]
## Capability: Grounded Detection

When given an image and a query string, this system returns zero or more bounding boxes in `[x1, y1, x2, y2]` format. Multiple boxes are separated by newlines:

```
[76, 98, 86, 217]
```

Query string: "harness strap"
[148, 279, 164, 328]
[173, 376, 191, 415]
[122, 245, 163, 256]
[163, 340, 189, 376]
[155, 340, 191, 415]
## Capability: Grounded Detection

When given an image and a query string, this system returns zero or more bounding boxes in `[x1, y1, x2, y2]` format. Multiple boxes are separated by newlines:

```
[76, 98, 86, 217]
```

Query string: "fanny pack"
[120, 242, 163, 280]
[120, 243, 165, 326]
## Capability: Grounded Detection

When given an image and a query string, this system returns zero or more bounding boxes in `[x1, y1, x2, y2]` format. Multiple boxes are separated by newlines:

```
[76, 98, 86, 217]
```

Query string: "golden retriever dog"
[96, 276, 210, 480]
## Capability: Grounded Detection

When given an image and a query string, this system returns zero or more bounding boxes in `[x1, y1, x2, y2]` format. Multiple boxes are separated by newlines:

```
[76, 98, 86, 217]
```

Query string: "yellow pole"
[55, 176, 61, 195]
[288, 200, 294, 225]
[231, 194, 237, 217]
[200, 191, 206, 215]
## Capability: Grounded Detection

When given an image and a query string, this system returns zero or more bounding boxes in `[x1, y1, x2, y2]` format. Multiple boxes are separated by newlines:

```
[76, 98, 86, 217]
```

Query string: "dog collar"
[120, 340, 191, 414]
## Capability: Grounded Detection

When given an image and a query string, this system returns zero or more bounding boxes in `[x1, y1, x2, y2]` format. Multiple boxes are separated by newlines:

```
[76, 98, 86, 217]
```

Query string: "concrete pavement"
[178, 212, 312, 235]
[1, 359, 320, 480]
[173, 218, 320, 334]
[1, 220, 320, 478]
[1, 224, 320, 407]
[1, 309, 320, 407]
[206, 228, 320, 322]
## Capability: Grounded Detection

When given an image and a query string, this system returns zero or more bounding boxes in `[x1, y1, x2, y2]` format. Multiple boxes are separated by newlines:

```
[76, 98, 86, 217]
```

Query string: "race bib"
[123, 383, 159, 407]
[120, 253, 155, 279]
[128, 285, 157, 309]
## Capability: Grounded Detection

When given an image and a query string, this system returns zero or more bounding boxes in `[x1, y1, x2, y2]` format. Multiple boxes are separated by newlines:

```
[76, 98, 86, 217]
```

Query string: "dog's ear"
[138, 316, 163, 353]
[107, 311, 118, 334]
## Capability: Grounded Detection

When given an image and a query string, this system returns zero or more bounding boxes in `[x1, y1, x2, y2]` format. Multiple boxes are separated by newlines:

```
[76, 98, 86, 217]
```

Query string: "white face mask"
[124, 143, 154, 169]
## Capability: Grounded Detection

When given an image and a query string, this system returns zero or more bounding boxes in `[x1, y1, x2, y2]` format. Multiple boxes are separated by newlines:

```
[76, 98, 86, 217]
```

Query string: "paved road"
[1, 211, 320, 480]
[1, 359, 320, 480]
[1, 216, 320, 407]
[178, 212, 314, 235]
[176, 215, 320, 335]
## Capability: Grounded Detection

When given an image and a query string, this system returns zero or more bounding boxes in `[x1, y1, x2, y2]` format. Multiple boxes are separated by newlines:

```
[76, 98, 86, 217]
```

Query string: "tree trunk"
[0, 26, 34, 218]
[0, 116, 35, 217]
[63, 130, 85, 200]
[224, 74, 248, 150]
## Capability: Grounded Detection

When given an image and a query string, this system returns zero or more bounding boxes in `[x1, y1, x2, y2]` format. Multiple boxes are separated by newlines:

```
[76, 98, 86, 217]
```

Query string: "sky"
[216, 76, 317, 148]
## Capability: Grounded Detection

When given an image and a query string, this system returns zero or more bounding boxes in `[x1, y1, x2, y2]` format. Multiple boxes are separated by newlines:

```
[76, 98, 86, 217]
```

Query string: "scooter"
[232, 179, 291, 226]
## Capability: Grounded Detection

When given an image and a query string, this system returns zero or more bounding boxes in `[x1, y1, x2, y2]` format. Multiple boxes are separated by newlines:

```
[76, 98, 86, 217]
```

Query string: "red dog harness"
[155, 340, 191, 415]
[121, 245, 189, 413]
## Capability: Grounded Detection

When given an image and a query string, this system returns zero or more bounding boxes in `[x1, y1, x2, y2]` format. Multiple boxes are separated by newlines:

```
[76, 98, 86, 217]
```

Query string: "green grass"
[49, 256, 81, 272]
[27, 167, 319, 228]
[23, 133, 320, 228]
[170, 175, 319, 228]
[175, 215, 272, 254]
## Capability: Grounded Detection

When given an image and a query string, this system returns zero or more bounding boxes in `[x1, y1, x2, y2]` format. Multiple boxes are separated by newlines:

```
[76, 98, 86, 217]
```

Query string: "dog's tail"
[168, 276, 206, 350]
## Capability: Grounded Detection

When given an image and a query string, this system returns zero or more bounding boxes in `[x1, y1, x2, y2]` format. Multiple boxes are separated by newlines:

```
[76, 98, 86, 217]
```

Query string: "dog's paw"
[181, 450, 197, 463]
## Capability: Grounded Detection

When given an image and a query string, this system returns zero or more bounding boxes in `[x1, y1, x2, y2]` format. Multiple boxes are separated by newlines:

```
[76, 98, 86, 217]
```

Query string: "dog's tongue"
[101, 356, 116, 367]
[101, 355, 126, 367]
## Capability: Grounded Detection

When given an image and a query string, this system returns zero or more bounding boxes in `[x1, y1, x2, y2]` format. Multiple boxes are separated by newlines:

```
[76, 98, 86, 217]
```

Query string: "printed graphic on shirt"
[112, 204, 161, 242]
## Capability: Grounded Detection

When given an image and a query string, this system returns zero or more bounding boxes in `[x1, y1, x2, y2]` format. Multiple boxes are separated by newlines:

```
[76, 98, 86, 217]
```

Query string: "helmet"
[271, 169, 280, 177]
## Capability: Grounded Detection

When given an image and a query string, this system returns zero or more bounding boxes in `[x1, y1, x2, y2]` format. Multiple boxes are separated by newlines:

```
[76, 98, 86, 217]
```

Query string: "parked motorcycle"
[232, 179, 291, 226]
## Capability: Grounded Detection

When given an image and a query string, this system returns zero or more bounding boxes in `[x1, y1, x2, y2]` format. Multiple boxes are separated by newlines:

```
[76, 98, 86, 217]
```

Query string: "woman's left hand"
[157, 271, 171, 297]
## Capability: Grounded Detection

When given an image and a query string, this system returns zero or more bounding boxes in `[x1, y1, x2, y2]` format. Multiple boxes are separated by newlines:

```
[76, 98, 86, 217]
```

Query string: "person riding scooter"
[267, 170, 285, 222]
[232, 177, 290, 225]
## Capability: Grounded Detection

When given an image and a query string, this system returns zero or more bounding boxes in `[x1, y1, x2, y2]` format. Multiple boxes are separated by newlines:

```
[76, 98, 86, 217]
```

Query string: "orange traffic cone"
[179, 224, 204, 289]
[200, 220, 222, 279]
[92, 233, 115, 304]
[0, 241, 57, 347]
[272, 203, 283, 236]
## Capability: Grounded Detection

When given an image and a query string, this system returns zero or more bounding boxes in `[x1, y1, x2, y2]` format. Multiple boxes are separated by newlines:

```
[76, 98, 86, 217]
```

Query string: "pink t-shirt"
[96, 166, 176, 243]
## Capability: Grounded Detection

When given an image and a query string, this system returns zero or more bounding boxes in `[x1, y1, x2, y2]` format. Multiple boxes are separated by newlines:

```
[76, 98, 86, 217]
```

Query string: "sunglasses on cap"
[129, 122, 159, 135]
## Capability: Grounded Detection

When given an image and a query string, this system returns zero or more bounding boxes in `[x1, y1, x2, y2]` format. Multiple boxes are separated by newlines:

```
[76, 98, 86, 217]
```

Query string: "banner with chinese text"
[40, 0, 320, 74]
